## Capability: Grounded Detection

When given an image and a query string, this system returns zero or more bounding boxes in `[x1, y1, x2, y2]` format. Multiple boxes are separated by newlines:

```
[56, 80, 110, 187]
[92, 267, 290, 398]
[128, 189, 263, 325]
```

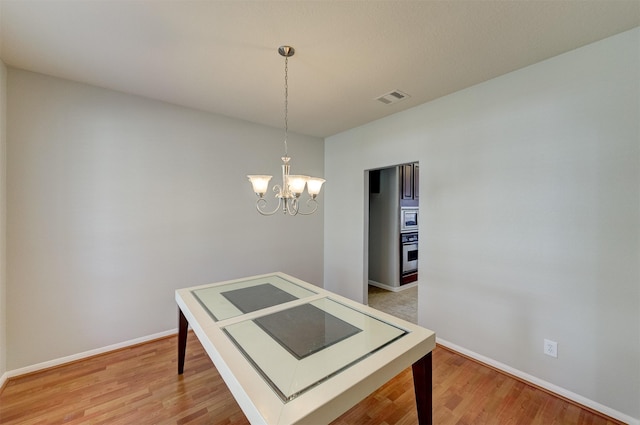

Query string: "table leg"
[412, 351, 433, 425]
[178, 308, 188, 375]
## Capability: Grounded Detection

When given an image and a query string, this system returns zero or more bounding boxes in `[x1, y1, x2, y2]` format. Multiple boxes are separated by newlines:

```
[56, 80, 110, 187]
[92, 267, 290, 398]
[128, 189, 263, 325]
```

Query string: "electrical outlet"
[544, 339, 558, 358]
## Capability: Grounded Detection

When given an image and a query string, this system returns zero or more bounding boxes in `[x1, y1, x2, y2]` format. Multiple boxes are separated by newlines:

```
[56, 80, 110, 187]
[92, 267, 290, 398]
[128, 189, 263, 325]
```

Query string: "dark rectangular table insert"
[221, 283, 298, 313]
[253, 303, 362, 360]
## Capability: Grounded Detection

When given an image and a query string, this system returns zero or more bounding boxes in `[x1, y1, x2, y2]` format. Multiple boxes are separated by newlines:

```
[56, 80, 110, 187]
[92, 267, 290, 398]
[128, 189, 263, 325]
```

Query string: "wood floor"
[0, 333, 622, 425]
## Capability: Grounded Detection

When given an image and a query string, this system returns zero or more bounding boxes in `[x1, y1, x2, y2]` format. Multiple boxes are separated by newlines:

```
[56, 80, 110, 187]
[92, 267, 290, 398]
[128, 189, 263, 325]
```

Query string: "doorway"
[364, 163, 419, 324]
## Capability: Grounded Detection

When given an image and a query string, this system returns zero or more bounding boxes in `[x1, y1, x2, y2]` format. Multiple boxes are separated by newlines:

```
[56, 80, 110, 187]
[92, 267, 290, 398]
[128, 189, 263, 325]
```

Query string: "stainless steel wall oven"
[400, 207, 418, 233]
[401, 232, 418, 284]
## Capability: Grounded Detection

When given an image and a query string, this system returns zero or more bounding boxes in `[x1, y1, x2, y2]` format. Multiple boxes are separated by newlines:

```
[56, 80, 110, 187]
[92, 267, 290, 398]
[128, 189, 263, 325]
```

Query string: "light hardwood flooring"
[0, 333, 622, 425]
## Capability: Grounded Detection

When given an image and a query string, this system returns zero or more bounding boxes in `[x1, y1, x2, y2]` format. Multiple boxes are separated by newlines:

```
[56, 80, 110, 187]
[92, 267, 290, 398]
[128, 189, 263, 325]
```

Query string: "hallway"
[368, 285, 417, 324]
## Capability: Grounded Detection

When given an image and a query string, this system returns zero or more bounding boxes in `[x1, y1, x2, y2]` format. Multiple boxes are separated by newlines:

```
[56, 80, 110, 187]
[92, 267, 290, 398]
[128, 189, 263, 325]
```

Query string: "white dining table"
[176, 272, 436, 424]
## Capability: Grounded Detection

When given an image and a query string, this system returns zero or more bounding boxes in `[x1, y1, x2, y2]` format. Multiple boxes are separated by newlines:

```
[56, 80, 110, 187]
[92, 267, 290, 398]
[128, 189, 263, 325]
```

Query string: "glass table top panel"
[222, 297, 409, 402]
[192, 275, 318, 321]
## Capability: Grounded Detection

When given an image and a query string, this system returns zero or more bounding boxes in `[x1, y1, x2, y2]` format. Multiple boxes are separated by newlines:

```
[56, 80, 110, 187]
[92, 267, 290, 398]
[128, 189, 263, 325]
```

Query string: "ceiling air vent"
[375, 90, 410, 105]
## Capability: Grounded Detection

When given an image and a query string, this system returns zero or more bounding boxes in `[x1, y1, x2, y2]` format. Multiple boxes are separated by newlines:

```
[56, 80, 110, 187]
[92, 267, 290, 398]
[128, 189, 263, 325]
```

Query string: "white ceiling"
[1, 1, 638, 138]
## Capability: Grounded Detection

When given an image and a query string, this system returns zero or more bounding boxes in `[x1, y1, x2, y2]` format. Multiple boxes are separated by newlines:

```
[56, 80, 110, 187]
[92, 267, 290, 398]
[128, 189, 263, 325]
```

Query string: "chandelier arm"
[256, 197, 282, 216]
[294, 198, 319, 216]
[285, 197, 299, 216]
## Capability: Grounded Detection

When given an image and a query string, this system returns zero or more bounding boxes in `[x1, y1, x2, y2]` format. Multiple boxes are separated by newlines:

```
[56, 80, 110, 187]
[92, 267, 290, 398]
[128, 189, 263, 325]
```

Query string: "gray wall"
[324, 29, 639, 422]
[0, 60, 6, 379]
[6, 69, 324, 370]
[368, 167, 400, 287]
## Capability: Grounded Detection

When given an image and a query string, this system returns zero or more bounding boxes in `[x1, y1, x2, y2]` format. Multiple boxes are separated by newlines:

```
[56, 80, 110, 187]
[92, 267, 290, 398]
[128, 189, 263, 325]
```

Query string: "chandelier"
[247, 46, 325, 216]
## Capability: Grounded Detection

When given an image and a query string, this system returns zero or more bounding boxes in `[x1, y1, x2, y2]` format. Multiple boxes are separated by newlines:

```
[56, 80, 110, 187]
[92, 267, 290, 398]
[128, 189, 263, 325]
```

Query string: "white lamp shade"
[247, 175, 272, 195]
[307, 177, 325, 196]
[287, 175, 308, 195]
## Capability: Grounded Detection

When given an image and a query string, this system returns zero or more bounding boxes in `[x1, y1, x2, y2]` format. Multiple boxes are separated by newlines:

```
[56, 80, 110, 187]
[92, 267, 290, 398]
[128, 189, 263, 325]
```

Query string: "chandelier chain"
[284, 55, 289, 156]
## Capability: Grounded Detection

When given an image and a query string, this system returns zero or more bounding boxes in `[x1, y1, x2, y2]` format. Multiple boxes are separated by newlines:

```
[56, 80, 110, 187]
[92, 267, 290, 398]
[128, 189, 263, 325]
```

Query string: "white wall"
[0, 60, 7, 380]
[6, 69, 324, 370]
[368, 167, 400, 287]
[324, 28, 639, 422]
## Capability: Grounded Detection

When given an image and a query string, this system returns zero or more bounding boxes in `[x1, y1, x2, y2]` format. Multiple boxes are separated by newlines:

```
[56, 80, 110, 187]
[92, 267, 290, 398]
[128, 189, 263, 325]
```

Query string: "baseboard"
[4, 329, 178, 381]
[437, 338, 638, 425]
[0, 371, 8, 392]
[368, 280, 417, 292]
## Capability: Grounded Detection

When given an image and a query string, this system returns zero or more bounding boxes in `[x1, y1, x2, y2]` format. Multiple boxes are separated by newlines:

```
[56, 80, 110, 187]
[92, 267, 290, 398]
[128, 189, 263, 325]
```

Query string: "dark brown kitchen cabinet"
[400, 163, 419, 206]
